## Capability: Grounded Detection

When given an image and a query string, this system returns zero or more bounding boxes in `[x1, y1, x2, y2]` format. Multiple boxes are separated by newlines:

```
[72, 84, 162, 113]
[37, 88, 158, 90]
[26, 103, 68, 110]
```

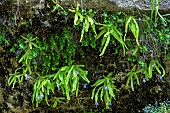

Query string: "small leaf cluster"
[50, 0, 68, 15]
[0, 29, 9, 46]
[124, 15, 139, 46]
[126, 59, 165, 91]
[96, 21, 127, 56]
[69, 2, 97, 42]
[91, 72, 116, 109]
[125, 65, 140, 91]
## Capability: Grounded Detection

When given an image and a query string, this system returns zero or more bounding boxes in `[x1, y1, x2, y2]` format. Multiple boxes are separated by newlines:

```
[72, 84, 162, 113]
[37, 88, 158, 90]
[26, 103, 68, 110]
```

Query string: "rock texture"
[108, 0, 170, 11]
[0, 0, 170, 16]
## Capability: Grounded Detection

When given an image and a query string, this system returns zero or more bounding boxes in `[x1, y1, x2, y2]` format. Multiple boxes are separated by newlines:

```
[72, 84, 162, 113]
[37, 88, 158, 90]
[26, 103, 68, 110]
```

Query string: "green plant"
[147, 59, 165, 79]
[0, 30, 7, 45]
[124, 15, 140, 46]
[8, 33, 39, 88]
[126, 59, 165, 91]
[151, 0, 159, 27]
[8, 68, 29, 88]
[141, 59, 166, 82]
[91, 72, 116, 109]
[53, 65, 90, 100]
[52, 97, 65, 108]
[69, 2, 97, 42]
[95, 22, 127, 56]
[125, 65, 140, 91]
[51, 0, 67, 15]
[32, 65, 90, 107]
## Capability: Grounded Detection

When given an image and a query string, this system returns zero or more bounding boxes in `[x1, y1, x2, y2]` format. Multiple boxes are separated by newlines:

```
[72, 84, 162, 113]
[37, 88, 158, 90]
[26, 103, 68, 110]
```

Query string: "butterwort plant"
[53, 65, 90, 100]
[8, 67, 30, 88]
[32, 72, 56, 107]
[32, 65, 89, 107]
[141, 59, 165, 83]
[125, 65, 140, 91]
[91, 72, 116, 109]
[8, 33, 40, 88]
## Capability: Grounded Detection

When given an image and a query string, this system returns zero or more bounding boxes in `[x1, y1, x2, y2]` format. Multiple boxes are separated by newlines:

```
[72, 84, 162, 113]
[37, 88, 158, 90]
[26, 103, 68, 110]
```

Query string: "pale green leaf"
[100, 88, 104, 101]
[108, 83, 115, 98]
[124, 16, 132, 41]
[84, 17, 89, 32]
[80, 27, 85, 42]
[125, 76, 131, 89]
[91, 87, 96, 100]
[132, 47, 138, 56]
[80, 72, 90, 83]
[87, 16, 94, 25]
[131, 18, 139, 46]
[19, 50, 28, 63]
[95, 87, 102, 103]
[148, 60, 153, 78]
[65, 66, 74, 84]
[78, 12, 83, 23]
[91, 24, 97, 35]
[72, 76, 79, 92]
[156, 60, 166, 77]
[91, 79, 105, 87]
[76, 82, 79, 97]
[95, 28, 107, 40]
[154, 64, 161, 74]
[99, 33, 110, 56]
[74, 12, 79, 25]
[134, 74, 140, 85]
[45, 93, 50, 106]
[130, 75, 134, 91]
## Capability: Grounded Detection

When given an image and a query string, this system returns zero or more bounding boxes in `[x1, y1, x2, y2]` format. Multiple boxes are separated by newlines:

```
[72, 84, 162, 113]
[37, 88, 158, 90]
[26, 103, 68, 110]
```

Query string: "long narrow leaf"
[84, 17, 90, 32]
[154, 64, 161, 75]
[134, 74, 140, 86]
[131, 18, 139, 46]
[72, 76, 79, 92]
[99, 33, 110, 56]
[91, 87, 96, 100]
[100, 88, 104, 101]
[148, 60, 153, 78]
[130, 75, 134, 91]
[80, 27, 85, 42]
[125, 76, 131, 89]
[95, 87, 102, 103]
[95, 28, 107, 40]
[108, 83, 115, 98]
[156, 60, 166, 77]
[80, 73, 90, 83]
[124, 16, 132, 41]
[91, 79, 105, 87]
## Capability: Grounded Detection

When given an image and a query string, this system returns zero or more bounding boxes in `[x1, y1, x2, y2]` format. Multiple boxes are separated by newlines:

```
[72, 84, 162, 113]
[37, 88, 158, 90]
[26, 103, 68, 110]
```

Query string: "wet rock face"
[108, 0, 170, 10]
